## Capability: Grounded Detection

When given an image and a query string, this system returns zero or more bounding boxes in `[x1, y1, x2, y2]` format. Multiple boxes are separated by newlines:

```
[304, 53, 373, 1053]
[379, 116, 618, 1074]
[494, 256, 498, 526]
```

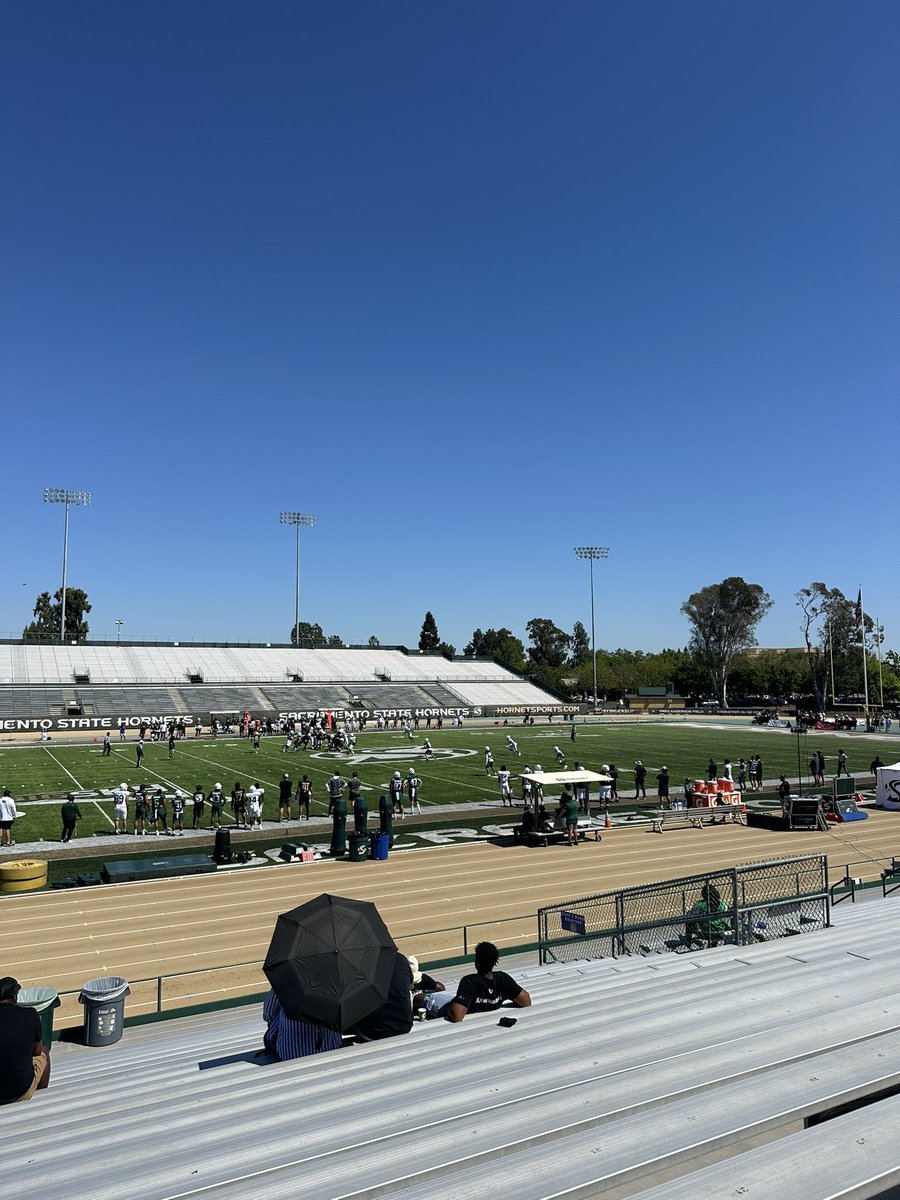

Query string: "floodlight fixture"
[279, 512, 318, 643]
[573, 546, 609, 711]
[43, 487, 92, 643]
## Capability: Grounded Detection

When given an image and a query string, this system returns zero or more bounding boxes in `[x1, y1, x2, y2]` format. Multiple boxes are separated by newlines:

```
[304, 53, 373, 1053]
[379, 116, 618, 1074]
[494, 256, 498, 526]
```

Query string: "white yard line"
[92, 800, 114, 827]
[42, 747, 84, 790]
[109, 748, 184, 795]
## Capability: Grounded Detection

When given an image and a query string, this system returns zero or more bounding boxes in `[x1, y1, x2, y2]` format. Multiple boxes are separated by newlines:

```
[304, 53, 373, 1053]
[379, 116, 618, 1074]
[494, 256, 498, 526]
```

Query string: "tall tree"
[796, 583, 876, 706]
[464, 628, 526, 673]
[681, 577, 772, 707]
[291, 621, 324, 647]
[569, 620, 590, 666]
[367, 635, 381, 647]
[23, 588, 91, 642]
[526, 618, 572, 671]
[418, 611, 440, 654]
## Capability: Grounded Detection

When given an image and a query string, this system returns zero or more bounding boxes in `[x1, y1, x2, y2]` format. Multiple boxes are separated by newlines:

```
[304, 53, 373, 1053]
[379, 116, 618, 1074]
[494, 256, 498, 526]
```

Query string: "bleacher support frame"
[537, 853, 830, 963]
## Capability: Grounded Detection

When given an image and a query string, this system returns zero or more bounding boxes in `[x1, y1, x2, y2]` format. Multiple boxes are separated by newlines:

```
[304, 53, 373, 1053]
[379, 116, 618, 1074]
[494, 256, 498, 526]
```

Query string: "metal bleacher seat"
[258, 685, 351, 709]
[449, 679, 560, 706]
[6, 895, 900, 1199]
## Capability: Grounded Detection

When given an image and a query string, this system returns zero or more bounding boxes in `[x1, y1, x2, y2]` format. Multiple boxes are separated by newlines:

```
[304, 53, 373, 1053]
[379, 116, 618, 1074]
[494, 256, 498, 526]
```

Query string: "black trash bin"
[18, 986, 61, 1048]
[79, 976, 130, 1047]
[348, 833, 370, 862]
[213, 827, 232, 864]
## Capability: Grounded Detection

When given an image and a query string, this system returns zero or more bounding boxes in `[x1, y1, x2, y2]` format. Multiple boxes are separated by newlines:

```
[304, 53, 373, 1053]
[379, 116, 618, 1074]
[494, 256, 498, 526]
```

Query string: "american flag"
[855, 589, 862, 627]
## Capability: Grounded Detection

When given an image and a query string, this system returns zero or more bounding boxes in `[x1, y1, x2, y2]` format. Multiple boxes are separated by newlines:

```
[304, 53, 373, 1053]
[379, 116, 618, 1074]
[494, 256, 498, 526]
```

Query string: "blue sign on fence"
[560, 910, 586, 936]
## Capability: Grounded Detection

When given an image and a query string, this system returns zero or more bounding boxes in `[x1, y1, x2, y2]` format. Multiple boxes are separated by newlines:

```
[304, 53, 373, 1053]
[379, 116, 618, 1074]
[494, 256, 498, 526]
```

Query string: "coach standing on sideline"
[60, 793, 81, 842]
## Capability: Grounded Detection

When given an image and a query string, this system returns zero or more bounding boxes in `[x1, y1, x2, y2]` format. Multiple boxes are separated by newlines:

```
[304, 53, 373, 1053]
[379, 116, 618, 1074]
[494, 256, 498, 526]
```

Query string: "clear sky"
[1, 1, 897, 653]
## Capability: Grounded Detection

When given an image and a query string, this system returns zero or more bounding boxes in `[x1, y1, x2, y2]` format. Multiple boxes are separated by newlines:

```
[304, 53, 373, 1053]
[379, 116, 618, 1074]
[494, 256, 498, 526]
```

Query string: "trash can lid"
[17, 986, 61, 1011]
[80, 976, 129, 1000]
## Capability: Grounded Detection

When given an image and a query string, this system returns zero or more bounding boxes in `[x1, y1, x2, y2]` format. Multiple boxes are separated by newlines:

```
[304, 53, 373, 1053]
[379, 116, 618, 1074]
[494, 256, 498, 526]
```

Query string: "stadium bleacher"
[0, 643, 562, 721]
[5, 895, 900, 1198]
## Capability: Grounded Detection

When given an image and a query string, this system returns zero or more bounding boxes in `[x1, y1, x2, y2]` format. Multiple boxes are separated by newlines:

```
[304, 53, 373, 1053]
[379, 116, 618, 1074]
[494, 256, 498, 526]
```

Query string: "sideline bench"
[524, 819, 605, 847]
[651, 803, 745, 833]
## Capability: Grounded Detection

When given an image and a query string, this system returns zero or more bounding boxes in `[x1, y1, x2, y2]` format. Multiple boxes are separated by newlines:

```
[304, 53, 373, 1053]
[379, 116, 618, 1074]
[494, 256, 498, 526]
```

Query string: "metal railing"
[538, 854, 830, 964]
[51, 912, 537, 1025]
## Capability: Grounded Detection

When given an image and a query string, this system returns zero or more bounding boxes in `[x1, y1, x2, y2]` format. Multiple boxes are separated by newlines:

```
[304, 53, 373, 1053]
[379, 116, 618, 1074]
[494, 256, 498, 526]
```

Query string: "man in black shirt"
[634, 761, 647, 799]
[430, 942, 531, 1023]
[278, 773, 292, 822]
[0, 976, 50, 1104]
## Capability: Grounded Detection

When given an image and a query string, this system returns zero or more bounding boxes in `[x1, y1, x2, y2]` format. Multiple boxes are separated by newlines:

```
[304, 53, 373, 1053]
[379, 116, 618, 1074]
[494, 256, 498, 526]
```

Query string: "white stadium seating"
[4, 894, 900, 1198]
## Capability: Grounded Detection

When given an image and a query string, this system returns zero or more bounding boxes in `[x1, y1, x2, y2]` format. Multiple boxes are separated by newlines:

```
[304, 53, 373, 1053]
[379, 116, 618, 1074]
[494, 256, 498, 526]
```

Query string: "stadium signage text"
[492, 705, 579, 715]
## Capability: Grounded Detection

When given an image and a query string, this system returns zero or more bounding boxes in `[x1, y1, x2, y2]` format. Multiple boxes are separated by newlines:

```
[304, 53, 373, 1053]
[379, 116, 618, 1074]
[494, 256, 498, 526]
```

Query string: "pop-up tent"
[874, 763, 900, 809]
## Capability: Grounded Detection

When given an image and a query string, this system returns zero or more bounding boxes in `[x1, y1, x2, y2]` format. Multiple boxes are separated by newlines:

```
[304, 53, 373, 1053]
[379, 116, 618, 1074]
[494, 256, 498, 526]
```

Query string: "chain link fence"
[538, 854, 829, 963]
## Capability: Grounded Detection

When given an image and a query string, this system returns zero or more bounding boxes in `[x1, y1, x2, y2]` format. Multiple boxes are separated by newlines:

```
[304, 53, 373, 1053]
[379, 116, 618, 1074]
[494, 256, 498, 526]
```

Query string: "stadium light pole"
[115, 620, 124, 645]
[279, 512, 317, 644]
[574, 546, 609, 713]
[43, 487, 92, 643]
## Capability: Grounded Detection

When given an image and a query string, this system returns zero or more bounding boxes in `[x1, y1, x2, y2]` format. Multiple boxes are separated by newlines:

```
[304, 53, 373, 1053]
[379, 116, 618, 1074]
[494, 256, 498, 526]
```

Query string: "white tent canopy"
[522, 769, 611, 788]
[875, 764, 900, 809]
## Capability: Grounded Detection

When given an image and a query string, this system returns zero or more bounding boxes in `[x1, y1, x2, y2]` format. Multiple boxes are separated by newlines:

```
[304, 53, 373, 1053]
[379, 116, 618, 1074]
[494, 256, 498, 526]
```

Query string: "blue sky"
[1, 1, 897, 653]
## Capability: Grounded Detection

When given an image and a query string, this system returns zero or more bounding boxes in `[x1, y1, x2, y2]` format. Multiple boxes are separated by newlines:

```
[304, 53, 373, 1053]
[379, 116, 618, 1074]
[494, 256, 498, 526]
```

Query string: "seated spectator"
[262, 990, 342, 1060]
[685, 884, 730, 945]
[512, 804, 536, 841]
[408, 960, 448, 1008]
[348, 952, 414, 1041]
[0, 977, 50, 1104]
[407, 956, 445, 996]
[423, 942, 531, 1022]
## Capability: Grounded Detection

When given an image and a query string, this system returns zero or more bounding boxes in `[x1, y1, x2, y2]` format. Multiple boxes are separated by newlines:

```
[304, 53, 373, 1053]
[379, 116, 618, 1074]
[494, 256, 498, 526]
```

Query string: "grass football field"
[0, 719, 895, 846]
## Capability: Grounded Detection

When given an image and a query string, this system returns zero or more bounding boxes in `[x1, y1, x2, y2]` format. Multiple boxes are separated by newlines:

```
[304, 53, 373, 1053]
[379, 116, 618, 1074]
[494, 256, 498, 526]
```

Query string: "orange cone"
[605, 809, 612, 828]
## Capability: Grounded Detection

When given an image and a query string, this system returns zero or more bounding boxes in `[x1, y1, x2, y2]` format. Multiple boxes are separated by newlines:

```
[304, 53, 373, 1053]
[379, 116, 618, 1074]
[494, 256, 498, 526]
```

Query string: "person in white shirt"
[0, 789, 18, 845]
[247, 785, 263, 829]
[497, 767, 512, 807]
[505, 735, 519, 755]
[112, 783, 129, 834]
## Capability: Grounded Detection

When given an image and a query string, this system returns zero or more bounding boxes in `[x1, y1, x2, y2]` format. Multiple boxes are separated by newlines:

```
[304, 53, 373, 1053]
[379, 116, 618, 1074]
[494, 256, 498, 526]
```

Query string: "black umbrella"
[263, 893, 397, 1032]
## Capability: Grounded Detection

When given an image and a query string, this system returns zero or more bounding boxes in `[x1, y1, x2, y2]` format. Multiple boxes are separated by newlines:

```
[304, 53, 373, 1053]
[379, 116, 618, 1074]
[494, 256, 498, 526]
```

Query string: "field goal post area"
[537, 854, 829, 963]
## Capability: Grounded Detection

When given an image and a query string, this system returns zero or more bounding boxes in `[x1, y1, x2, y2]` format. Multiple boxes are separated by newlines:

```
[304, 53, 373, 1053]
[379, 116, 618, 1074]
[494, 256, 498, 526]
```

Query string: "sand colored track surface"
[2, 812, 897, 1028]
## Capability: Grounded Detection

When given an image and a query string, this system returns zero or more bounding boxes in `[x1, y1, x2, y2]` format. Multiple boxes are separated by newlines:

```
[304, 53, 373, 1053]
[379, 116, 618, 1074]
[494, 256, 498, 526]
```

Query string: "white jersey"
[112, 787, 129, 811]
[498, 770, 511, 795]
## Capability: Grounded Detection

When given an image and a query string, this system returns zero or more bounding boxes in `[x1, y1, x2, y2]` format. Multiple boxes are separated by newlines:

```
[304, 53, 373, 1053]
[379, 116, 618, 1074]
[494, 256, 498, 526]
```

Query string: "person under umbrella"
[264, 893, 398, 1033]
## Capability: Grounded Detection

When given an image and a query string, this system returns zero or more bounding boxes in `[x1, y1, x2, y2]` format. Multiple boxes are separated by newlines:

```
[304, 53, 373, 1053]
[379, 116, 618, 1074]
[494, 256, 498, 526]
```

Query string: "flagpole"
[859, 589, 870, 721]
[828, 619, 836, 710]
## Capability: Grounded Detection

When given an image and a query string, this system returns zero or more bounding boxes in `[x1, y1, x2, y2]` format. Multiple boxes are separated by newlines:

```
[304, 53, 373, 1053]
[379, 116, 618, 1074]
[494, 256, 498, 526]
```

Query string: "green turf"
[0, 721, 895, 844]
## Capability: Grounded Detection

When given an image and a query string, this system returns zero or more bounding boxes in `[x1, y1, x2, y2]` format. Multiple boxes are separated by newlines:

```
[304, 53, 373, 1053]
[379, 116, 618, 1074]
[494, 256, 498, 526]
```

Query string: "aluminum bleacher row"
[6, 896, 900, 1199]
[0, 644, 560, 718]
[0, 644, 538, 686]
